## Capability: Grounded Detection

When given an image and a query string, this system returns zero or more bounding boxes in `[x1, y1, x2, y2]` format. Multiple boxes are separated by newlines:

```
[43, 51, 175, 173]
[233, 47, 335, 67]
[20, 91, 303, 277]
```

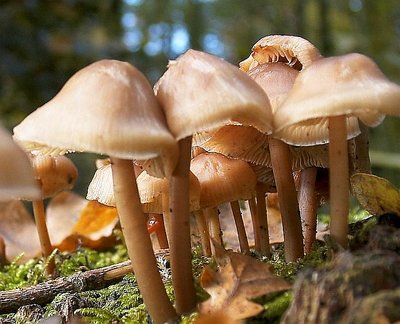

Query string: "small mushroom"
[13, 59, 178, 324]
[190, 152, 257, 255]
[274, 53, 400, 248]
[155, 49, 273, 313]
[30, 154, 78, 275]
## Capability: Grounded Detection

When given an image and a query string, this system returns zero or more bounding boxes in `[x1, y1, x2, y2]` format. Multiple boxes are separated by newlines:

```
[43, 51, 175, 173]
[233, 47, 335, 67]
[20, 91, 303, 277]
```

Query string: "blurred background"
[1, 0, 399, 195]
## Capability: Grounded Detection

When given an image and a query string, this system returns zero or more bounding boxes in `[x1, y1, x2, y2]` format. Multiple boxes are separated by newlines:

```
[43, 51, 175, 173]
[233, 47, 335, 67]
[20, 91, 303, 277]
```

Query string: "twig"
[0, 260, 133, 313]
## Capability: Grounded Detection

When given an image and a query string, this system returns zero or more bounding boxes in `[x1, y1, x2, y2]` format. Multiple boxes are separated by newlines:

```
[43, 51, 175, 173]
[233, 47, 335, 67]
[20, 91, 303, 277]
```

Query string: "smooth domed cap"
[190, 152, 257, 209]
[0, 126, 40, 201]
[155, 49, 273, 140]
[32, 155, 78, 199]
[138, 171, 201, 213]
[240, 35, 322, 72]
[13, 59, 178, 177]
[273, 53, 397, 145]
[248, 62, 299, 113]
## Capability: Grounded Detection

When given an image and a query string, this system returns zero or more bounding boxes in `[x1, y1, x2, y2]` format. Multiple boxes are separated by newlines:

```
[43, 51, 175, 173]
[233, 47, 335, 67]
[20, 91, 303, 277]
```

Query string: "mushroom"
[247, 62, 304, 261]
[30, 154, 78, 275]
[87, 161, 201, 251]
[13, 59, 178, 323]
[155, 49, 273, 313]
[239, 34, 323, 261]
[0, 126, 40, 201]
[274, 53, 400, 248]
[190, 152, 257, 255]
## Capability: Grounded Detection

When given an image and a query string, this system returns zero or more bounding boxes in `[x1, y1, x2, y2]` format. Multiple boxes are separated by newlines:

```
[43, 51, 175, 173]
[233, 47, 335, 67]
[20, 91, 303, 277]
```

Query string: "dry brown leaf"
[194, 311, 243, 324]
[350, 173, 400, 216]
[198, 243, 290, 320]
[47, 192, 119, 251]
[47, 191, 87, 247]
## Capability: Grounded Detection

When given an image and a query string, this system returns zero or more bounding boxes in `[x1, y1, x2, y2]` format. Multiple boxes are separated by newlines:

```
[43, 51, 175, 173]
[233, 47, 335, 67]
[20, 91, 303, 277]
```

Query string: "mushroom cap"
[87, 162, 201, 212]
[86, 162, 114, 207]
[13, 59, 178, 177]
[32, 155, 78, 199]
[248, 62, 299, 113]
[155, 49, 273, 140]
[190, 152, 257, 209]
[273, 53, 398, 145]
[199, 125, 271, 166]
[137, 170, 201, 213]
[240, 34, 322, 72]
[0, 126, 40, 201]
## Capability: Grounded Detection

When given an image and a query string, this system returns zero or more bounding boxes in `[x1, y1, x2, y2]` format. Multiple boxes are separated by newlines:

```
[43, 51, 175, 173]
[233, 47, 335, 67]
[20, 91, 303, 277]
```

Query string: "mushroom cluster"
[5, 34, 400, 323]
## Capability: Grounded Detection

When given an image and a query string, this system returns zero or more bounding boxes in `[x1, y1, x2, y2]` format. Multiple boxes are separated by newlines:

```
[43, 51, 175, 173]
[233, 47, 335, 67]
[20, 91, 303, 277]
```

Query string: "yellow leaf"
[350, 173, 400, 216]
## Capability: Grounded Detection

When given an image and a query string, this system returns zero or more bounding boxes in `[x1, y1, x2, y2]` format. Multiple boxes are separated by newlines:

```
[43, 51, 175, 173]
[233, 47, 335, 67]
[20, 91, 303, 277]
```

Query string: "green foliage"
[0, 256, 47, 291]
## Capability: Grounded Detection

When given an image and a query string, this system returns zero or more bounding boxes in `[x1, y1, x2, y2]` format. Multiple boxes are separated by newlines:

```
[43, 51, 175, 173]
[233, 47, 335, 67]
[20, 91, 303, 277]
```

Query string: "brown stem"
[230, 200, 250, 254]
[269, 137, 304, 262]
[256, 183, 271, 257]
[169, 136, 197, 314]
[152, 213, 169, 249]
[248, 197, 261, 252]
[0, 236, 7, 266]
[161, 193, 172, 244]
[298, 167, 318, 254]
[111, 157, 176, 324]
[204, 207, 223, 252]
[328, 115, 349, 248]
[193, 210, 211, 257]
[32, 198, 55, 276]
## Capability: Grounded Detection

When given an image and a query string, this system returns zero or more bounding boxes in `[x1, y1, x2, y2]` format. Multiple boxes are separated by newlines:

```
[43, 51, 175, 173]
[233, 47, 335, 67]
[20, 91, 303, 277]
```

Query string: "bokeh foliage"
[1, 0, 399, 193]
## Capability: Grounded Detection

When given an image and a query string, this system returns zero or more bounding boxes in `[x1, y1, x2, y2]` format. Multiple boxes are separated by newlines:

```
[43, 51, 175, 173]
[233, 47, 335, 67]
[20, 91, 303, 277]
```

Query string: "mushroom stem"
[230, 200, 249, 254]
[298, 167, 318, 254]
[256, 183, 271, 257]
[248, 197, 261, 251]
[194, 210, 211, 257]
[161, 193, 172, 245]
[152, 213, 169, 249]
[328, 115, 349, 248]
[32, 198, 55, 276]
[204, 206, 223, 255]
[0, 236, 7, 266]
[169, 136, 197, 314]
[110, 157, 176, 324]
[269, 137, 304, 262]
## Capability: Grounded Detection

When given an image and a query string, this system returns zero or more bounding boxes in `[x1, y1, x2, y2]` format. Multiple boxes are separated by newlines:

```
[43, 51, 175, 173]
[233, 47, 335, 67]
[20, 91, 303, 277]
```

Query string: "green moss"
[266, 240, 329, 282]
[0, 256, 47, 290]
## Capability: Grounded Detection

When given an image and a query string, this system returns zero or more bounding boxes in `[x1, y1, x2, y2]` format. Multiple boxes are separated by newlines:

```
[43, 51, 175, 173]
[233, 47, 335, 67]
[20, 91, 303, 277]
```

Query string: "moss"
[266, 240, 329, 282]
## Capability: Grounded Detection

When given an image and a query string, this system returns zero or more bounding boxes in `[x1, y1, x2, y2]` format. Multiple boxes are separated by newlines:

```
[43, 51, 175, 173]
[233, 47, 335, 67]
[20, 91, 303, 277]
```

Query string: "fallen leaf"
[198, 243, 290, 320]
[194, 311, 243, 324]
[47, 193, 119, 251]
[350, 173, 400, 216]
[47, 191, 87, 247]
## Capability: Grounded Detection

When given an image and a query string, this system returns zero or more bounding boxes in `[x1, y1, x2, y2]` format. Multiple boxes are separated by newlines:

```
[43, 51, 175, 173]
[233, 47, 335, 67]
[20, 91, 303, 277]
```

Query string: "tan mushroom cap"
[0, 126, 40, 201]
[87, 163, 201, 212]
[13, 59, 178, 177]
[248, 62, 299, 113]
[31, 155, 78, 199]
[190, 152, 257, 209]
[155, 49, 273, 140]
[138, 171, 201, 214]
[86, 162, 114, 207]
[240, 34, 322, 72]
[273, 53, 397, 145]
